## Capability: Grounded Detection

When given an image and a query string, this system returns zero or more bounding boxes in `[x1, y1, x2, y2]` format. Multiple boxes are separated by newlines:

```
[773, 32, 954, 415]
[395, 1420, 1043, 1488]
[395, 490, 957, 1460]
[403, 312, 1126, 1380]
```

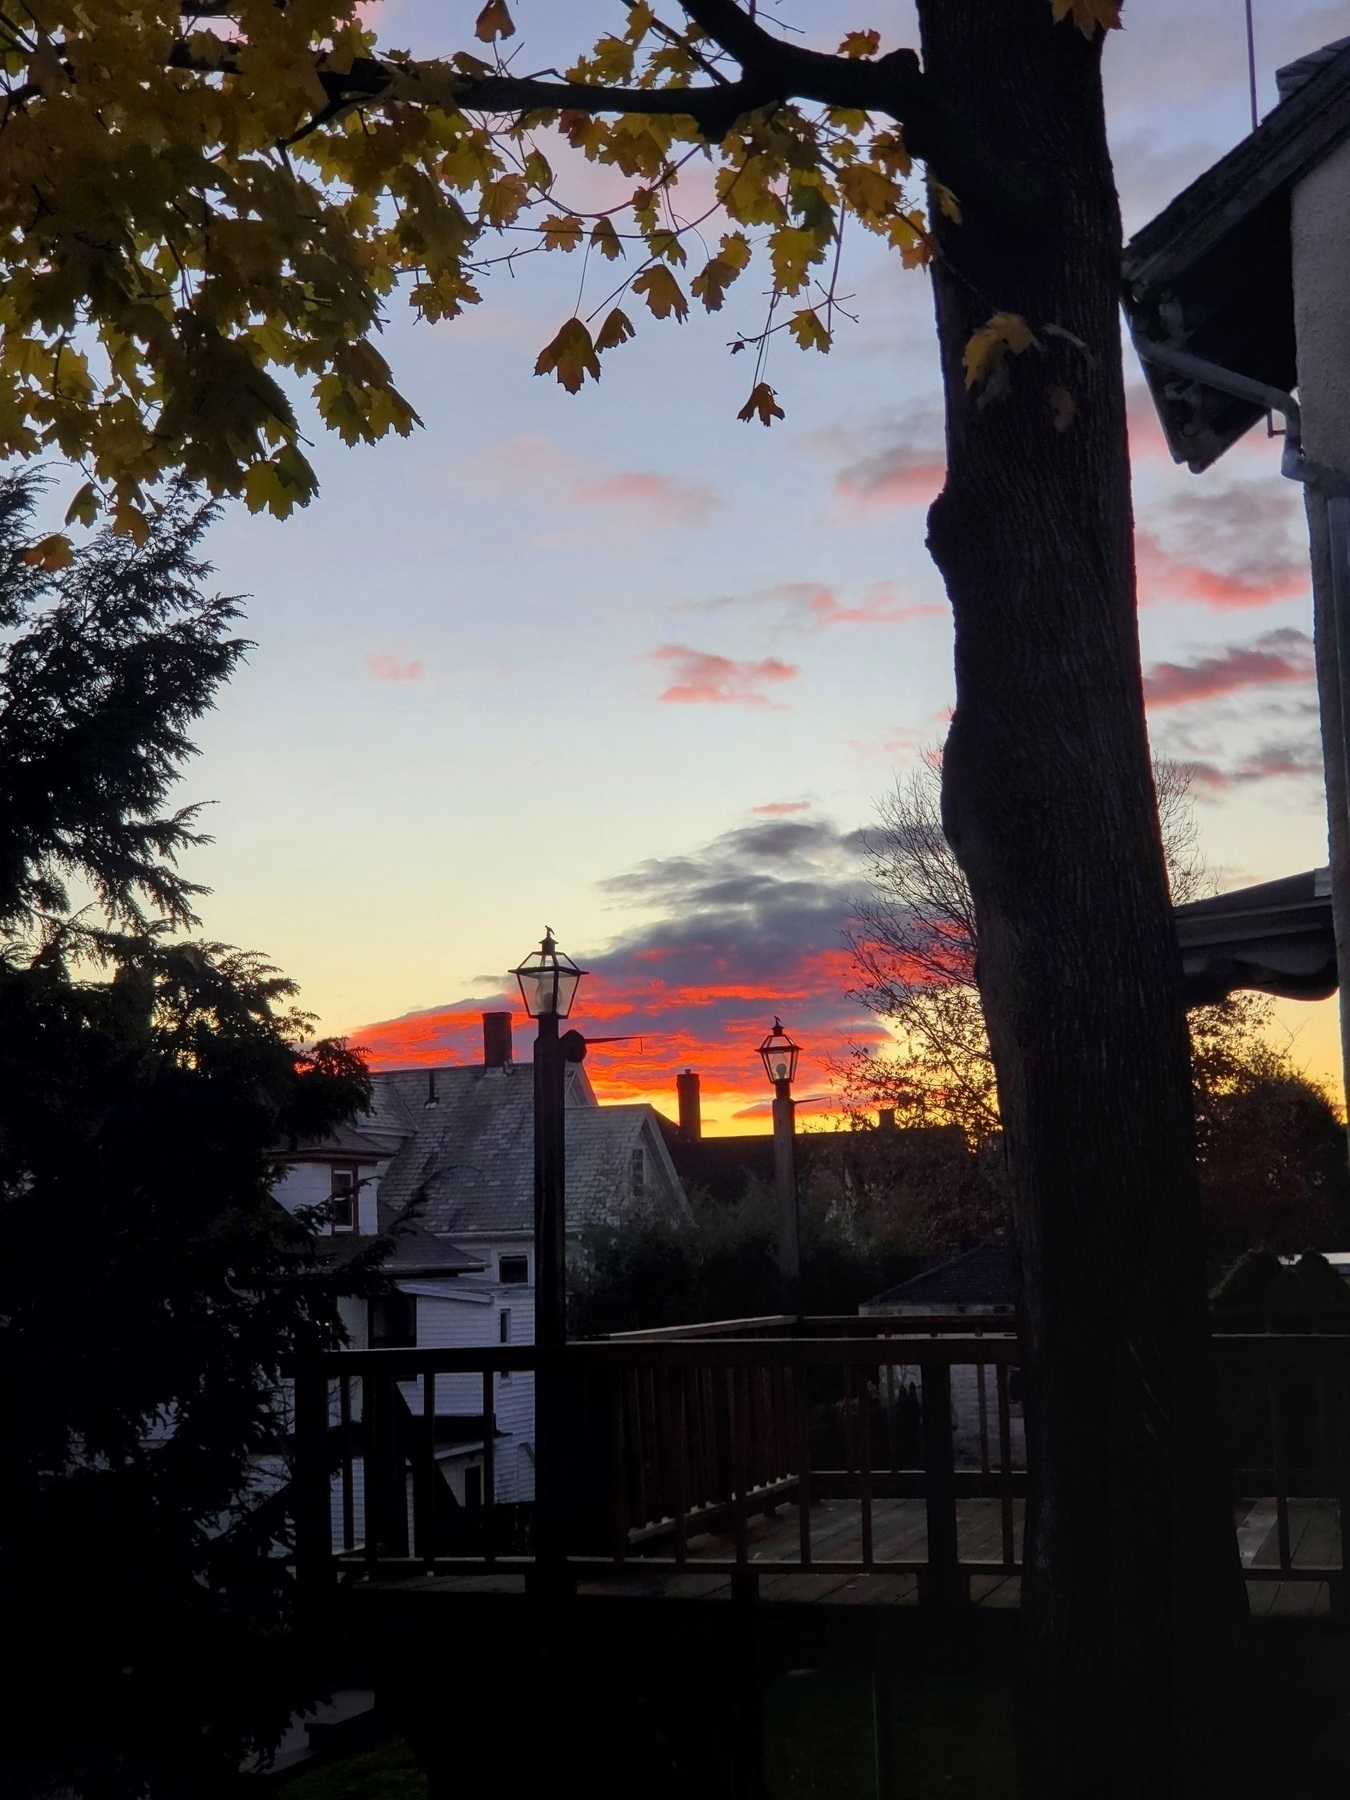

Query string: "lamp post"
[758, 1017, 801, 1317]
[511, 929, 586, 1580]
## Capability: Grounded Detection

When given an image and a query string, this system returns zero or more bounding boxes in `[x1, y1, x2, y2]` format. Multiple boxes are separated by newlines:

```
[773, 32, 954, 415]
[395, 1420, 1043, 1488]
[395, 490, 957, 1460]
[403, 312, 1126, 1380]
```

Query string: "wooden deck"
[353, 1495, 1342, 1617]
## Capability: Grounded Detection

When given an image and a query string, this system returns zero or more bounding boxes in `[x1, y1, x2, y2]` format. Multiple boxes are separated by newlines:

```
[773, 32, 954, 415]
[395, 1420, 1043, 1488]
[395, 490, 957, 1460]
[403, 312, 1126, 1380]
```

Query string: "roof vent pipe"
[425, 1069, 438, 1107]
[483, 1011, 513, 1070]
[677, 1070, 701, 1140]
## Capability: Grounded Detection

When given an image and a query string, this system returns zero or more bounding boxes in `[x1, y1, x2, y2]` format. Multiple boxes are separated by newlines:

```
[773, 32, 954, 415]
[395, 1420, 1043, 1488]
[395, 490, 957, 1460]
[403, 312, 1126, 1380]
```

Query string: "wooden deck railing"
[290, 1324, 1350, 1609]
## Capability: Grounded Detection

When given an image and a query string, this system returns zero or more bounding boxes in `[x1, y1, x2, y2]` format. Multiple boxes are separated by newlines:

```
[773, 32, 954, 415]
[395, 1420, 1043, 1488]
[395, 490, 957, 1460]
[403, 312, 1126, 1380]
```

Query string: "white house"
[274, 1012, 689, 1523]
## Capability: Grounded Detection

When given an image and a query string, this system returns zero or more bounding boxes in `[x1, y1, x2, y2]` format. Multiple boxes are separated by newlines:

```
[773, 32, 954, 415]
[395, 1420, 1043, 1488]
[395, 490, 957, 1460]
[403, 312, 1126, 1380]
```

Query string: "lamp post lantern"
[758, 1017, 801, 1317]
[510, 929, 586, 1581]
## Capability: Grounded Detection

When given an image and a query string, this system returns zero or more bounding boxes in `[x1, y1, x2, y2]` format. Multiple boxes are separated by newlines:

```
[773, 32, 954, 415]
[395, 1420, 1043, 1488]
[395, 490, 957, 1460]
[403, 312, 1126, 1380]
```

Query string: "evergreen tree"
[0, 472, 371, 1799]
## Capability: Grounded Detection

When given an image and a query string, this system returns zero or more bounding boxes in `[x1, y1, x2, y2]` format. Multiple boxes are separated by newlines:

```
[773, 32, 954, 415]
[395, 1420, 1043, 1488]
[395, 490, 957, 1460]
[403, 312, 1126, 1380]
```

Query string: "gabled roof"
[861, 1240, 1016, 1316]
[279, 1122, 389, 1163]
[1122, 37, 1350, 469]
[369, 1062, 686, 1238]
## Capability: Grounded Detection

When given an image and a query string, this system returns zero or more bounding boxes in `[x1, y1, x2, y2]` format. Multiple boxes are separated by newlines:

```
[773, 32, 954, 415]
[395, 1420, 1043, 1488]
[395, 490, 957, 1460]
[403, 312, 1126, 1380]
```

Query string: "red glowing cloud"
[352, 949, 887, 1131]
[352, 815, 894, 1132]
[649, 645, 799, 708]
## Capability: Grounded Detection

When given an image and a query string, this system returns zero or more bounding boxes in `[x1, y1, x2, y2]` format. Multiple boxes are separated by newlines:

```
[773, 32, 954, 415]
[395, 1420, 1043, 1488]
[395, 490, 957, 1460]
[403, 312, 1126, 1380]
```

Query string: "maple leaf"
[22, 533, 73, 572]
[631, 266, 689, 322]
[789, 310, 831, 354]
[534, 318, 601, 392]
[838, 29, 881, 58]
[738, 383, 785, 427]
[1050, 0, 1123, 37]
[540, 215, 584, 253]
[594, 308, 636, 352]
[474, 1, 517, 44]
[590, 219, 624, 261]
[64, 483, 100, 528]
[964, 313, 1041, 399]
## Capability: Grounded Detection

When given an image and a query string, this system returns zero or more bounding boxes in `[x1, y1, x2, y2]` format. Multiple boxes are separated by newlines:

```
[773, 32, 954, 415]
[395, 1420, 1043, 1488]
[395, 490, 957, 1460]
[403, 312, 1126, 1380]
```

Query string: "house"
[861, 1241, 1025, 1473]
[274, 1012, 689, 1514]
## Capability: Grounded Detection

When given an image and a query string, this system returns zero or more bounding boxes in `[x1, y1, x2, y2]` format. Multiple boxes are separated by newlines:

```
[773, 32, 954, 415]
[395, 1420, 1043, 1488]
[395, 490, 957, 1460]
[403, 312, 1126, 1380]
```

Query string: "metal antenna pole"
[1244, 0, 1259, 132]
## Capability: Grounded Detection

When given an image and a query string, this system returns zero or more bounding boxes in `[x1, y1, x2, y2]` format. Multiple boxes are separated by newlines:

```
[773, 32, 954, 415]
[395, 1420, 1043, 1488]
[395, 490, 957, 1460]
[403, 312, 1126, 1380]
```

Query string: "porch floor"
[359, 1496, 1340, 1616]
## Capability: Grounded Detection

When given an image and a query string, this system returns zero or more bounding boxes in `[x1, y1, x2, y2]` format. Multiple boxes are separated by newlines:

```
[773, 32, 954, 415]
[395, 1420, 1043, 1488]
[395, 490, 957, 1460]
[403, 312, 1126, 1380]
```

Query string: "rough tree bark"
[915, 4, 1244, 1794]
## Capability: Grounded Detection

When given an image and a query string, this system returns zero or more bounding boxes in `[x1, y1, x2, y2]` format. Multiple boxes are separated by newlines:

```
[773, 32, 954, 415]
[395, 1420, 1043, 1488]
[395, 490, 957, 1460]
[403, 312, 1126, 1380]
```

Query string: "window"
[368, 1291, 416, 1348]
[630, 1147, 645, 1199]
[499, 1254, 529, 1285]
[499, 1308, 511, 1378]
[330, 1165, 358, 1232]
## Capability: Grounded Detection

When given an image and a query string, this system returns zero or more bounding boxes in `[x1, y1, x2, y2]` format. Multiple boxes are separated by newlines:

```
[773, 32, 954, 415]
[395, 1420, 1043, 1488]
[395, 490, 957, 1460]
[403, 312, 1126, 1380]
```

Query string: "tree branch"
[165, 4, 1024, 219]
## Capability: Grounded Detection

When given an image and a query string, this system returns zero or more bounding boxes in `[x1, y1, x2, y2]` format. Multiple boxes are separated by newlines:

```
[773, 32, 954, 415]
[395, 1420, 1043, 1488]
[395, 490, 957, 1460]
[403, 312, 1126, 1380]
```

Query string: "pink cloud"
[1135, 531, 1309, 609]
[752, 800, 811, 817]
[689, 579, 942, 631]
[834, 447, 947, 512]
[1143, 629, 1314, 708]
[366, 651, 425, 683]
[649, 645, 799, 709]
[449, 434, 717, 538]
[1188, 744, 1324, 790]
[570, 469, 717, 528]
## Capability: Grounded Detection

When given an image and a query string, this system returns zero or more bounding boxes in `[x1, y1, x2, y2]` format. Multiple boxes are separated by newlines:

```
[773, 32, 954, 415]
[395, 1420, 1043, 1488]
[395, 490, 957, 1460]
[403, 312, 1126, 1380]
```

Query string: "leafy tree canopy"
[845, 752, 1350, 1263]
[0, 0, 1117, 534]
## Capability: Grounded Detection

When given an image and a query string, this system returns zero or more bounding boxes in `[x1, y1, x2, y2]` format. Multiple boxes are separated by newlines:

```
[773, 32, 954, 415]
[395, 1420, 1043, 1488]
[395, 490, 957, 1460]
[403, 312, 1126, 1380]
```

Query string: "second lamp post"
[511, 929, 585, 1580]
[758, 1017, 802, 1317]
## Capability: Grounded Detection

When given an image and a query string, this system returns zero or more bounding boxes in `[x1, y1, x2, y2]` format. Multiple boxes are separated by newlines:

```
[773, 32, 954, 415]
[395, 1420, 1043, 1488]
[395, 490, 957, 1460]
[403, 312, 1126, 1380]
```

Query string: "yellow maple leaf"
[963, 312, 1041, 396]
[22, 532, 73, 571]
[789, 310, 831, 353]
[1050, 0, 1122, 38]
[534, 318, 601, 393]
[935, 184, 962, 224]
[631, 266, 689, 322]
[475, 1, 517, 44]
[64, 482, 100, 528]
[540, 215, 584, 253]
[838, 29, 881, 58]
[737, 383, 785, 427]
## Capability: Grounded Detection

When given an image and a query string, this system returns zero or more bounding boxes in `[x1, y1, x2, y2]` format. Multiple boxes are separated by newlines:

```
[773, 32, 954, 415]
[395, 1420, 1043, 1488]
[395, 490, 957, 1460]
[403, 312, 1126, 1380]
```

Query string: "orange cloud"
[366, 651, 425, 683]
[649, 645, 799, 708]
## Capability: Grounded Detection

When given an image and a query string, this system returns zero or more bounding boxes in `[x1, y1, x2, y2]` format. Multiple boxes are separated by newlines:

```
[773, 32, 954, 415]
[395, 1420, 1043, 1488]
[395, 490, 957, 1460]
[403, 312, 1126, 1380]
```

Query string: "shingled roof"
[370, 1062, 686, 1238]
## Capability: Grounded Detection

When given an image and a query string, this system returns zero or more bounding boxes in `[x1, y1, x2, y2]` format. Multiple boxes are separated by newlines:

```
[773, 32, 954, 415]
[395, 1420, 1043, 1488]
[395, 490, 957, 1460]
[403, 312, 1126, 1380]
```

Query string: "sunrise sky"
[117, 0, 1350, 1131]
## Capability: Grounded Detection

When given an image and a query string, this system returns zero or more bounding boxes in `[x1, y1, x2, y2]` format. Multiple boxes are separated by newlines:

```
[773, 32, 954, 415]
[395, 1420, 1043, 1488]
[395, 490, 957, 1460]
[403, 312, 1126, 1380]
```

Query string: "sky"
[124, 0, 1350, 1130]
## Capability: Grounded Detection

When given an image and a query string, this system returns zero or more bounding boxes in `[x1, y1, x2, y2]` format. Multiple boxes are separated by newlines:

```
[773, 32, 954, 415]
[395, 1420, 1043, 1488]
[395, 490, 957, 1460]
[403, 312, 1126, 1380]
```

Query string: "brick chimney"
[677, 1069, 702, 1140]
[877, 1107, 897, 1131]
[483, 1012, 513, 1070]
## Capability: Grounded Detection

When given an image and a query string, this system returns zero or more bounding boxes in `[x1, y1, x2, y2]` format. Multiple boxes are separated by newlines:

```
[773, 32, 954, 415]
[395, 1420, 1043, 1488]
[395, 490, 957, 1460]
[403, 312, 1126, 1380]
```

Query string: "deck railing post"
[292, 1360, 334, 1604]
[920, 1358, 964, 1607]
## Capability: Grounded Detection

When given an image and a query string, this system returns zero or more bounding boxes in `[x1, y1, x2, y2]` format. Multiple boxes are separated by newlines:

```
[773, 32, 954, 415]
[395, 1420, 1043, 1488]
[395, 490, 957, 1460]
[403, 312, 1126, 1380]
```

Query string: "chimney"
[877, 1107, 896, 1131]
[677, 1070, 702, 1140]
[483, 1011, 513, 1070]
[425, 1069, 438, 1107]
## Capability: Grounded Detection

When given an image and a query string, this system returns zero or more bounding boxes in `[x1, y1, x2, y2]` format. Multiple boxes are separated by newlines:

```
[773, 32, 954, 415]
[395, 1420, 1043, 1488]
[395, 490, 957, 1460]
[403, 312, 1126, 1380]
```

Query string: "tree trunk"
[914, 4, 1244, 1793]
